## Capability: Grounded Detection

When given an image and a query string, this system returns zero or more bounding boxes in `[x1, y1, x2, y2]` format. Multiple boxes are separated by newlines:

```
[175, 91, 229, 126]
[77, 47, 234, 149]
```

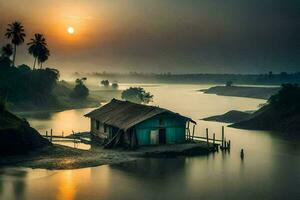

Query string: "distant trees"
[121, 87, 153, 104]
[101, 80, 110, 87]
[70, 78, 89, 99]
[1, 44, 13, 58]
[5, 22, 26, 66]
[27, 34, 50, 69]
[100, 80, 119, 89]
[112, 82, 119, 89]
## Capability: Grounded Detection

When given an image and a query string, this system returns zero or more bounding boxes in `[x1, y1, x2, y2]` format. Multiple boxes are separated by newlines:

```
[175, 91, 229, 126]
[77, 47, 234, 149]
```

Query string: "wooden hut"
[85, 99, 196, 149]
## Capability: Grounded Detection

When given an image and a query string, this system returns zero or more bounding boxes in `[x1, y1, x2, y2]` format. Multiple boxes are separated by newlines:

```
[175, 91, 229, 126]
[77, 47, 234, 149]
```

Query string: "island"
[200, 85, 280, 100]
[202, 84, 300, 135]
[202, 110, 252, 123]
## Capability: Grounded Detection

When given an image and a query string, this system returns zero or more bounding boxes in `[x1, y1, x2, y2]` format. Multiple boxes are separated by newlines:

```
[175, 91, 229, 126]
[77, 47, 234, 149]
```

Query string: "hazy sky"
[0, 0, 299, 74]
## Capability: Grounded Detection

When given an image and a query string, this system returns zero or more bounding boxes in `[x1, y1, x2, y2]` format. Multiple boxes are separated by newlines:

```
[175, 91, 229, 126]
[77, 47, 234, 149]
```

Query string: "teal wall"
[135, 113, 187, 146]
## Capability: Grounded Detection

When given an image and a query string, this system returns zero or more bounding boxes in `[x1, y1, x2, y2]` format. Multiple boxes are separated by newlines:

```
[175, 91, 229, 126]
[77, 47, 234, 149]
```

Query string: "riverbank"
[200, 85, 279, 99]
[0, 142, 215, 170]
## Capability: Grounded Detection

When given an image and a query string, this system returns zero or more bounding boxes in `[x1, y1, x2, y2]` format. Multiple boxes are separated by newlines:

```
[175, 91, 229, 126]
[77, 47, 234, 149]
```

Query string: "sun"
[67, 26, 75, 34]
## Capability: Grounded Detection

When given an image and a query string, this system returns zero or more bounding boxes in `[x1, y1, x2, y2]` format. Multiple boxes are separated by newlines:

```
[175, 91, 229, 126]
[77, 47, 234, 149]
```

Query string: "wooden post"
[222, 126, 224, 148]
[72, 130, 76, 148]
[224, 137, 227, 149]
[206, 128, 209, 148]
[62, 131, 64, 137]
[46, 130, 48, 137]
[228, 140, 231, 149]
[213, 133, 215, 146]
[192, 124, 195, 141]
[50, 129, 53, 142]
[187, 121, 190, 141]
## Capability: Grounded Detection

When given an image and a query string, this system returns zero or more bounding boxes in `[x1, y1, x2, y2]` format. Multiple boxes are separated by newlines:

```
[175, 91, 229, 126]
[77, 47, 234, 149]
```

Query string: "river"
[1, 84, 299, 200]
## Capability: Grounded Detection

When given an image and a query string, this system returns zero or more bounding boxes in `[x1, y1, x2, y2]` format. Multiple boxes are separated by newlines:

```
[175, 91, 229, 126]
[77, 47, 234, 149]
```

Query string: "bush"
[112, 82, 119, 89]
[101, 80, 110, 87]
[121, 87, 153, 104]
[70, 78, 89, 99]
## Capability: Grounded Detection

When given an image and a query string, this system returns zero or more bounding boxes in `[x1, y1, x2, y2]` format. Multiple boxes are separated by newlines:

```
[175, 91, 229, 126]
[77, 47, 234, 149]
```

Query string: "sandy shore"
[0, 145, 135, 170]
[0, 142, 214, 170]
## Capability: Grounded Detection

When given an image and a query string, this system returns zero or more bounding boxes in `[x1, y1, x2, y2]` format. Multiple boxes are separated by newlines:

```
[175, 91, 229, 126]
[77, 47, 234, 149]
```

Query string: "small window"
[96, 120, 100, 130]
[159, 118, 164, 125]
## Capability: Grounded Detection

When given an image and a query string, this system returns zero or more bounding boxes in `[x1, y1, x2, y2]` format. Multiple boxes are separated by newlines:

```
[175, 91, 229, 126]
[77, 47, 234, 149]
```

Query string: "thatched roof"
[85, 99, 196, 131]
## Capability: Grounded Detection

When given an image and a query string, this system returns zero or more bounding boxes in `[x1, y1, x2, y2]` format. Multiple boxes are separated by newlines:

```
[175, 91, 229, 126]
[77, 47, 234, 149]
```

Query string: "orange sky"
[0, 0, 299, 74]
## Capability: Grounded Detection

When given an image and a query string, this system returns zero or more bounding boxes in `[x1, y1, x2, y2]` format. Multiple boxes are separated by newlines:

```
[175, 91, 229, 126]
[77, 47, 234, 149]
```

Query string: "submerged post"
[46, 130, 48, 137]
[240, 149, 244, 159]
[50, 129, 53, 142]
[213, 133, 215, 146]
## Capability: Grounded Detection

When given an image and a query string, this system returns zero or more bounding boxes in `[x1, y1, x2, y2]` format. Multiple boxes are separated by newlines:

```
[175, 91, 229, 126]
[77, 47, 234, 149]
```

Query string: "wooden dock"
[186, 126, 231, 151]
[42, 129, 91, 146]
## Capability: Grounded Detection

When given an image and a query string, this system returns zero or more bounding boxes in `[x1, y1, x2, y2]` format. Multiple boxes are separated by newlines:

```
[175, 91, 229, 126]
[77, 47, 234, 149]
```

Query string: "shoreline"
[200, 85, 279, 100]
[0, 145, 135, 170]
[14, 104, 100, 115]
[0, 142, 214, 170]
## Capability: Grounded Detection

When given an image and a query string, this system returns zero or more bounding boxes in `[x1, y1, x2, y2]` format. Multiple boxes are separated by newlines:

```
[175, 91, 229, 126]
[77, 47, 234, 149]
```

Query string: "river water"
[1, 84, 299, 200]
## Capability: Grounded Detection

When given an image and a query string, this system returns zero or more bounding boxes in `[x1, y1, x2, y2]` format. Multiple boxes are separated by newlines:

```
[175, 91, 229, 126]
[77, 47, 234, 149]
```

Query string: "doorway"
[159, 128, 166, 144]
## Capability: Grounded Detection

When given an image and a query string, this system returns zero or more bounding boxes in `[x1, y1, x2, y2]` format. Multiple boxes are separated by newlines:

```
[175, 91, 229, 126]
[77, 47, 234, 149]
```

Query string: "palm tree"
[38, 47, 50, 68]
[5, 21, 26, 66]
[1, 44, 13, 58]
[27, 33, 48, 69]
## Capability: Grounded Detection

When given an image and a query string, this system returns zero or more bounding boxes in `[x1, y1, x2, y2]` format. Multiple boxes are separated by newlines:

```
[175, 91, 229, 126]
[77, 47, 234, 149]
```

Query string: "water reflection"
[0, 168, 27, 200]
[56, 170, 76, 200]
[3, 84, 299, 200]
[18, 108, 94, 136]
[111, 158, 186, 178]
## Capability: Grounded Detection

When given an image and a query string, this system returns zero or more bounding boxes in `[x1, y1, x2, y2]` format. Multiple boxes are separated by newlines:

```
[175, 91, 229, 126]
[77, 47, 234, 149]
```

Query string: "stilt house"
[85, 99, 196, 149]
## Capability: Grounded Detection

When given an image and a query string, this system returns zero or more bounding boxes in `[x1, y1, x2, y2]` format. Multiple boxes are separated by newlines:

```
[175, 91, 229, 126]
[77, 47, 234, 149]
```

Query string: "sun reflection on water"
[57, 170, 76, 200]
